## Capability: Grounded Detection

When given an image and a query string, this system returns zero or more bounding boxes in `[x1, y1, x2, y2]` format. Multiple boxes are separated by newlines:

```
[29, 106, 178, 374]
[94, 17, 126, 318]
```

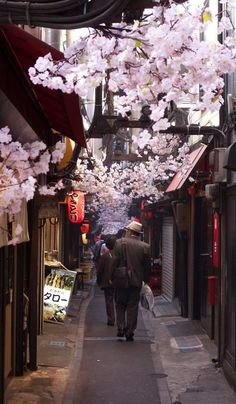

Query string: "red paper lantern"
[81, 223, 90, 234]
[145, 211, 152, 220]
[187, 184, 196, 196]
[67, 190, 85, 223]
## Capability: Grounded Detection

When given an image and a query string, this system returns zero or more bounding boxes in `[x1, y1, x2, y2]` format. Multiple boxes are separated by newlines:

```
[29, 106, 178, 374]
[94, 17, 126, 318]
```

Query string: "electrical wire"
[0, 0, 131, 29]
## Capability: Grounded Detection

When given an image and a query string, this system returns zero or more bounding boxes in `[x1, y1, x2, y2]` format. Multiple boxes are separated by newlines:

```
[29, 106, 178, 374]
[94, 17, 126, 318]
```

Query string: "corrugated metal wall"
[162, 217, 175, 301]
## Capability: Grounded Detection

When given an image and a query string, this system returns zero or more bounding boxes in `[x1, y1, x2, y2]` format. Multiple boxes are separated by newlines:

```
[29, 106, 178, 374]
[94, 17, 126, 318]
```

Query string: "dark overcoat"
[112, 236, 151, 287]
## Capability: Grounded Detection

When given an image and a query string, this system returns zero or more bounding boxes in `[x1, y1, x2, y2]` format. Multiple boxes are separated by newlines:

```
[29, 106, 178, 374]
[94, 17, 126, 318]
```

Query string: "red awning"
[165, 144, 207, 193]
[0, 25, 86, 147]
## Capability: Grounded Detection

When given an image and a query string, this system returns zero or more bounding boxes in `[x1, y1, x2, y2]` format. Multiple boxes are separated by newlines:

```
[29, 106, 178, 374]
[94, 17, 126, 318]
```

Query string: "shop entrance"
[194, 198, 214, 338]
[224, 187, 236, 375]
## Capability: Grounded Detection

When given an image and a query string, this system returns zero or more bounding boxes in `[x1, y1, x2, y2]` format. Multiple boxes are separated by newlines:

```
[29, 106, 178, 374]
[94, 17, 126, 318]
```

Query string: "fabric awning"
[0, 25, 86, 147]
[165, 143, 208, 193]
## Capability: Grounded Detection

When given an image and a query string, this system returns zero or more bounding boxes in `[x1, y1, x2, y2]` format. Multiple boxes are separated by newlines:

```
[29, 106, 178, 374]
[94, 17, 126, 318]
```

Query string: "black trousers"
[115, 286, 141, 336]
[104, 287, 115, 324]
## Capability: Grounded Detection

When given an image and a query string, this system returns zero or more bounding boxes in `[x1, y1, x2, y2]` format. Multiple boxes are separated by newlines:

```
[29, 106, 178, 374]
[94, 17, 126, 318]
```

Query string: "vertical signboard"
[67, 190, 85, 223]
[43, 269, 76, 323]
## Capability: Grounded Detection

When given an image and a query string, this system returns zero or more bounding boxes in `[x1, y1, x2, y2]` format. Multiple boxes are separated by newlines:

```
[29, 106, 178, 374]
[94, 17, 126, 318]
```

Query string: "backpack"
[93, 240, 104, 262]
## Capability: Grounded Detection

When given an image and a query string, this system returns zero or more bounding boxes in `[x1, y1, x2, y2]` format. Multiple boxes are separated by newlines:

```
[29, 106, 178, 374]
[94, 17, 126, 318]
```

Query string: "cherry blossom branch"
[28, 0, 236, 229]
[0, 126, 65, 216]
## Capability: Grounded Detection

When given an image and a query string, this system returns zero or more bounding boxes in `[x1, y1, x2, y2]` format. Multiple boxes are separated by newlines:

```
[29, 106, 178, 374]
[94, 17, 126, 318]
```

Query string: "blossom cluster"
[72, 138, 191, 231]
[0, 126, 65, 216]
[28, 0, 236, 229]
[97, 206, 130, 235]
[29, 0, 236, 135]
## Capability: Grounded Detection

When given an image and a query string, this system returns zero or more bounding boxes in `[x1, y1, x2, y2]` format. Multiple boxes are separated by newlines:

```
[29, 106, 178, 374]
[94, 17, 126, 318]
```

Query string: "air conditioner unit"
[209, 148, 227, 182]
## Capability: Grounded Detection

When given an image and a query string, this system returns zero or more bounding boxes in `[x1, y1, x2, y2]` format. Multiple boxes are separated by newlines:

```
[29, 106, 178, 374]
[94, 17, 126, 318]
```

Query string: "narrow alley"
[5, 278, 236, 404]
[3, 2, 236, 404]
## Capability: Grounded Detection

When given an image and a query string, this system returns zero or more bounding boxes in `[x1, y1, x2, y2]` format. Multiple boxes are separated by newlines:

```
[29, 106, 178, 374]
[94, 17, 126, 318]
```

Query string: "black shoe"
[117, 330, 125, 338]
[107, 321, 115, 326]
[126, 334, 134, 342]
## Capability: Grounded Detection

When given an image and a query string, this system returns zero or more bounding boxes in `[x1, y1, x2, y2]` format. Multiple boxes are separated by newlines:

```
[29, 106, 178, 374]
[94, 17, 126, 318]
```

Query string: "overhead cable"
[0, 0, 131, 29]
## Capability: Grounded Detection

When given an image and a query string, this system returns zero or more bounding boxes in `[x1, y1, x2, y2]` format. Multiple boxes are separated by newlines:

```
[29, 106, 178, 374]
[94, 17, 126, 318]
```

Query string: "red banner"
[213, 211, 220, 268]
[67, 191, 84, 223]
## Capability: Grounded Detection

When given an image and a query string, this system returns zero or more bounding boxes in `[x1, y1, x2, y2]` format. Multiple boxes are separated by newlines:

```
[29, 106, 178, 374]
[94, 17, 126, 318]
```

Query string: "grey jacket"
[112, 236, 151, 288]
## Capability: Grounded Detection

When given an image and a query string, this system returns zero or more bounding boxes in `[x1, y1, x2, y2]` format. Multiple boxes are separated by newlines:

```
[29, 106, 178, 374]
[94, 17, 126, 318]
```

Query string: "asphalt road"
[72, 287, 161, 404]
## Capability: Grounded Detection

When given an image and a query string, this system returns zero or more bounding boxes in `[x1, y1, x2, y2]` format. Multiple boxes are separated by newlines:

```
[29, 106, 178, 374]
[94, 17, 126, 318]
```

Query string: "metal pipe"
[90, 108, 226, 143]
[160, 125, 226, 145]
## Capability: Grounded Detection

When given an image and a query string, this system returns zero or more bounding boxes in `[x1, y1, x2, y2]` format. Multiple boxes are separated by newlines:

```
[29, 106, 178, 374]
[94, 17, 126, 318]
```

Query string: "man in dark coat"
[112, 221, 151, 341]
[97, 235, 117, 326]
[92, 234, 105, 269]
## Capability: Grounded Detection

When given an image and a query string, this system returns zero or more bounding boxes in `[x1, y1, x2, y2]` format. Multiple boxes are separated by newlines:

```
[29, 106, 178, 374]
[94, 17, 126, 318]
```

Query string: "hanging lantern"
[67, 190, 85, 223]
[81, 223, 90, 234]
[145, 211, 153, 220]
[187, 184, 196, 196]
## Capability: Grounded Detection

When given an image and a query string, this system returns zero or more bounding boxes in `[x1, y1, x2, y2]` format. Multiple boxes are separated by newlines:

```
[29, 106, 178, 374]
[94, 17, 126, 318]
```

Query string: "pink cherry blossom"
[0, 126, 65, 216]
[27, 0, 236, 230]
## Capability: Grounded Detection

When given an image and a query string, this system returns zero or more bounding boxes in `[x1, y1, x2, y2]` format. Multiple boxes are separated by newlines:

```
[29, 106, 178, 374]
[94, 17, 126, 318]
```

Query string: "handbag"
[112, 241, 129, 288]
[140, 282, 154, 311]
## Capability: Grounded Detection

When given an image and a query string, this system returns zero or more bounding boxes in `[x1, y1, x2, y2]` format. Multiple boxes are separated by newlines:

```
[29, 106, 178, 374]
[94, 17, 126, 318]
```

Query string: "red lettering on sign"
[67, 191, 85, 223]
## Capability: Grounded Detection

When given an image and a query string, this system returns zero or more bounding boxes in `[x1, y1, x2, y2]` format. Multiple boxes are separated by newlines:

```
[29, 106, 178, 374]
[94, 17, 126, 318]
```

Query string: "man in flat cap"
[112, 220, 151, 341]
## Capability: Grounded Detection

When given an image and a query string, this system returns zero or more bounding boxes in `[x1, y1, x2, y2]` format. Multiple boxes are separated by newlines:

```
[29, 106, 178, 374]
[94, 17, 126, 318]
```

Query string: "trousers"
[115, 286, 141, 336]
[104, 287, 115, 324]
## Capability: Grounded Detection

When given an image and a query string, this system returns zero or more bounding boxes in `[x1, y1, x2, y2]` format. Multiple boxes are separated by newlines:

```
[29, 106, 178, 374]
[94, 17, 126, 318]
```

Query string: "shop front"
[222, 184, 236, 388]
[0, 24, 87, 403]
[0, 201, 31, 402]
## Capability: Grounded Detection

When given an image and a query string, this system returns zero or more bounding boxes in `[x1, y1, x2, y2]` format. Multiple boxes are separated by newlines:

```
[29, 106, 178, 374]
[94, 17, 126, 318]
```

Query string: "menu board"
[43, 268, 76, 323]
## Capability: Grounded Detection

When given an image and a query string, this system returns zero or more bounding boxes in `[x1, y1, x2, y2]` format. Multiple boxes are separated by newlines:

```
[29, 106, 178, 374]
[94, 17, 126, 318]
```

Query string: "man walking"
[96, 235, 117, 326]
[92, 234, 105, 269]
[112, 221, 151, 341]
